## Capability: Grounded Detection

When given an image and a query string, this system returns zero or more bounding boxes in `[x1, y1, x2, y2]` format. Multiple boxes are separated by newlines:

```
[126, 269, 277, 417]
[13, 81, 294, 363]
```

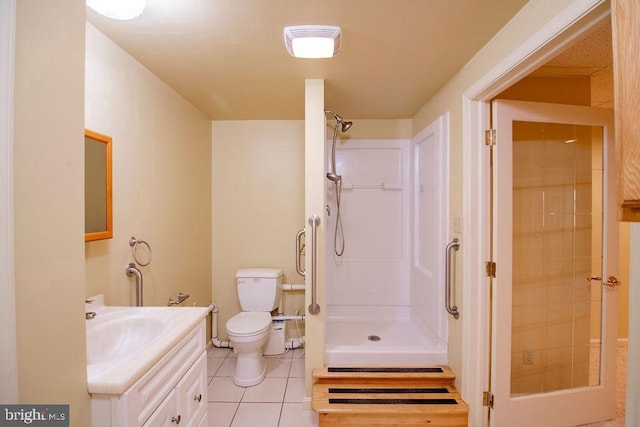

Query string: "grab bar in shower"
[445, 238, 460, 319]
[295, 228, 305, 277]
[307, 215, 321, 315]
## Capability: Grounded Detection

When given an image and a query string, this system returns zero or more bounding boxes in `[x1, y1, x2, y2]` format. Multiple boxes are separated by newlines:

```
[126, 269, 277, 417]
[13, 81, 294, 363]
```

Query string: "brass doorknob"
[604, 276, 622, 288]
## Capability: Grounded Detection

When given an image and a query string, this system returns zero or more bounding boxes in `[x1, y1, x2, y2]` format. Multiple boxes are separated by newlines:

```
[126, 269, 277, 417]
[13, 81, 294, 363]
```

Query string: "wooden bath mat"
[313, 365, 468, 426]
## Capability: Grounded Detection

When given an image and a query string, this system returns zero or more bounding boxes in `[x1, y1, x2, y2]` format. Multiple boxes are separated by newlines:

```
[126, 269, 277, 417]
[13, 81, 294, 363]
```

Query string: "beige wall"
[84, 24, 212, 313]
[13, 0, 90, 424]
[304, 79, 326, 397]
[211, 120, 306, 340]
[498, 76, 592, 105]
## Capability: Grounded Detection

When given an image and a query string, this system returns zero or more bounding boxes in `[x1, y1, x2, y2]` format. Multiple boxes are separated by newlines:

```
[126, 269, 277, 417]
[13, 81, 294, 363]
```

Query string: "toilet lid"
[226, 312, 272, 335]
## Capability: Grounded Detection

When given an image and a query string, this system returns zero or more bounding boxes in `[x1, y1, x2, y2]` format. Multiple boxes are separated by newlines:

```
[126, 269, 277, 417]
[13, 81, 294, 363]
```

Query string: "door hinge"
[482, 391, 495, 409]
[485, 261, 496, 278]
[485, 129, 496, 146]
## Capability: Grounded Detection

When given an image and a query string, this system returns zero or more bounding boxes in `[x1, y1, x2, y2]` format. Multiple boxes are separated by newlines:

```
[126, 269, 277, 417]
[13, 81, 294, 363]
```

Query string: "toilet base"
[233, 352, 267, 387]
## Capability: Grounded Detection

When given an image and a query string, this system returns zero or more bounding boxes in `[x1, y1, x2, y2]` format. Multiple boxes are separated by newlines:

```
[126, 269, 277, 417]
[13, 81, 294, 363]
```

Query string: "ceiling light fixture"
[86, 0, 146, 21]
[284, 25, 342, 58]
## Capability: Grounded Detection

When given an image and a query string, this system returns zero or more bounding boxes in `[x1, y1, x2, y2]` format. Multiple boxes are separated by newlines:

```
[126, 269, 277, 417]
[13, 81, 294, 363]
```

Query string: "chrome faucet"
[167, 292, 190, 306]
[85, 298, 96, 319]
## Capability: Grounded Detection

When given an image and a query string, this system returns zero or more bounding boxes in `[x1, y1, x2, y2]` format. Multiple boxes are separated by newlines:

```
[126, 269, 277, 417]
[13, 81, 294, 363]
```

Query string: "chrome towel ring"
[129, 236, 152, 266]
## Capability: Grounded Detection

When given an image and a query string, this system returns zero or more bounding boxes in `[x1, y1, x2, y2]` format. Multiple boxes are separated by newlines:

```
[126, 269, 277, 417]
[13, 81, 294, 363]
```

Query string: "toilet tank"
[236, 268, 283, 312]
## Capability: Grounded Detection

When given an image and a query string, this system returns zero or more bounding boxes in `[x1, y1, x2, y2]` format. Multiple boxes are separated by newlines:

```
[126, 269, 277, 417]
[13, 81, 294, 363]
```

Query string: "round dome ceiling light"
[86, 0, 146, 21]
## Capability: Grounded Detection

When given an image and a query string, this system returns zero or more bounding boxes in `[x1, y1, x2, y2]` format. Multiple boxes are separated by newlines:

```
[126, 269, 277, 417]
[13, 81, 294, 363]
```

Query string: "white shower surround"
[325, 115, 450, 366]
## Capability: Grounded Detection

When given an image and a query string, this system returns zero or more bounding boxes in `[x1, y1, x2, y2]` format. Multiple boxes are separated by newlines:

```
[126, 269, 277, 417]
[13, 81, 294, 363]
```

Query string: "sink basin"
[87, 314, 164, 364]
[85, 295, 209, 394]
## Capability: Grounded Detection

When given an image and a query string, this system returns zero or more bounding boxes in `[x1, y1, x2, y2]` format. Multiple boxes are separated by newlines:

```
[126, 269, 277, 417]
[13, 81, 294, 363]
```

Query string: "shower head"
[325, 110, 353, 133]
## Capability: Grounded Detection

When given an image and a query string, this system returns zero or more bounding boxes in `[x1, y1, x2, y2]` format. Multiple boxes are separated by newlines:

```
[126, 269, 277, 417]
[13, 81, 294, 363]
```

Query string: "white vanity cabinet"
[144, 352, 207, 427]
[90, 320, 208, 426]
[142, 389, 178, 427]
[175, 352, 207, 425]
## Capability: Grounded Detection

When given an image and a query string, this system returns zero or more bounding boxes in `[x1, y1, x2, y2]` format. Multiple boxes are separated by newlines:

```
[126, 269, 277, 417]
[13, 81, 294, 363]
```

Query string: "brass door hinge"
[485, 261, 496, 278]
[483, 391, 495, 409]
[485, 129, 496, 146]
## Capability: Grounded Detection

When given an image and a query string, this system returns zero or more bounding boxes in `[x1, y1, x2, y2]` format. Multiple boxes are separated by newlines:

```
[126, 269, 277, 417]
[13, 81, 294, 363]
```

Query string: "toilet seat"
[226, 312, 272, 337]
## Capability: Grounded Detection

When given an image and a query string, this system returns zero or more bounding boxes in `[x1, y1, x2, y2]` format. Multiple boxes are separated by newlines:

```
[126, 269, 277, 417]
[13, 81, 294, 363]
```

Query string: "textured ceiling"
[531, 19, 612, 78]
[86, 0, 529, 120]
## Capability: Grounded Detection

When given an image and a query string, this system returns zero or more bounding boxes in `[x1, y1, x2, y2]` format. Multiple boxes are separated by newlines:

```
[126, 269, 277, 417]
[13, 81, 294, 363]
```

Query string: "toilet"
[226, 268, 283, 386]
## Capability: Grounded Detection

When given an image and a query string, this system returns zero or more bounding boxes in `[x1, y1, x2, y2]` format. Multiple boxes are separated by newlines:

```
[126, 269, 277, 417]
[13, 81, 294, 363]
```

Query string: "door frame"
[460, 1, 612, 425]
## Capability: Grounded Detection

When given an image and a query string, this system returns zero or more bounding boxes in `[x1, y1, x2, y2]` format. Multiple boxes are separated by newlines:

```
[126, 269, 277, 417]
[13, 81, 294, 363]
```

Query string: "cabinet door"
[176, 351, 208, 427]
[143, 389, 180, 427]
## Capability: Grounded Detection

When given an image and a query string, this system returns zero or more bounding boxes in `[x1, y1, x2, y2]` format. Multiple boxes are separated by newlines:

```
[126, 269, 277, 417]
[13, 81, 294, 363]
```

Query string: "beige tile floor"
[206, 346, 318, 427]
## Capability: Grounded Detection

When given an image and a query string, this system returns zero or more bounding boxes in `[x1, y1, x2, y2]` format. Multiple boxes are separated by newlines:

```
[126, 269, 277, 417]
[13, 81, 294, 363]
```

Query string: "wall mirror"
[85, 129, 113, 242]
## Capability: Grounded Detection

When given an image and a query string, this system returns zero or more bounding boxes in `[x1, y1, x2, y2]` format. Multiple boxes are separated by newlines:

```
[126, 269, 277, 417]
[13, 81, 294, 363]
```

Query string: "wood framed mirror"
[85, 129, 113, 242]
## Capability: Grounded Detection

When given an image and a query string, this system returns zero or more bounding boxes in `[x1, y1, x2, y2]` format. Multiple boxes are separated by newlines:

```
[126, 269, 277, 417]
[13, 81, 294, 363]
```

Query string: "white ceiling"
[86, 0, 529, 121]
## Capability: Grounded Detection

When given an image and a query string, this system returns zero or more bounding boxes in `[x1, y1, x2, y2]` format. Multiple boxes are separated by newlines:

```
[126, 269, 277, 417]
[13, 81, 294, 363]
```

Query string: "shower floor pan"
[325, 306, 447, 366]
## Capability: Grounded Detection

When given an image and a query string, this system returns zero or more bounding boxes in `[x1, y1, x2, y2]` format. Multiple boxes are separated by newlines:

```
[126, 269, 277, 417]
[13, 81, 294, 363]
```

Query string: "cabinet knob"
[171, 415, 181, 424]
[193, 394, 202, 402]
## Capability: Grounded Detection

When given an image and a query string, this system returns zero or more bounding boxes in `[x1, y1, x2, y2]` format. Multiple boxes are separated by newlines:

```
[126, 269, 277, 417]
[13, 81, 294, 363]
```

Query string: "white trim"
[0, 0, 18, 403]
[461, 97, 491, 427]
[460, 1, 610, 426]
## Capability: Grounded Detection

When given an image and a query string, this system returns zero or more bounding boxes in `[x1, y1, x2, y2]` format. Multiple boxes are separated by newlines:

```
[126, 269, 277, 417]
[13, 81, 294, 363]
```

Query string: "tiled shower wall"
[511, 122, 602, 394]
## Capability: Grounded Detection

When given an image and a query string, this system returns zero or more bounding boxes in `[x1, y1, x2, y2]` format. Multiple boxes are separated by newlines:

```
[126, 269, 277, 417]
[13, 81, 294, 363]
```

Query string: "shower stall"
[323, 113, 451, 366]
